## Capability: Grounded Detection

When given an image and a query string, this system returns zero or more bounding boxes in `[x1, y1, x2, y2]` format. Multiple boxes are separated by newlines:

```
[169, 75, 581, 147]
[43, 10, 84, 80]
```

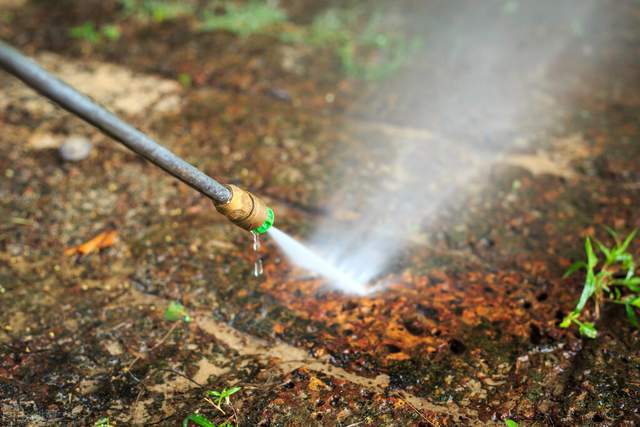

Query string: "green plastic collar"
[252, 207, 274, 234]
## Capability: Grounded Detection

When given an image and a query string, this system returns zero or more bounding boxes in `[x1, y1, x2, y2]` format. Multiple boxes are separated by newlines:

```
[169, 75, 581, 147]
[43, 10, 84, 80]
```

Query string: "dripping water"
[251, 231, 263, 277]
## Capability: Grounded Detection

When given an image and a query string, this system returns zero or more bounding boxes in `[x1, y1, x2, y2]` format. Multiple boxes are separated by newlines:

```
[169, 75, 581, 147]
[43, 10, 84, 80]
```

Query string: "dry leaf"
[64, 230, 118, 256]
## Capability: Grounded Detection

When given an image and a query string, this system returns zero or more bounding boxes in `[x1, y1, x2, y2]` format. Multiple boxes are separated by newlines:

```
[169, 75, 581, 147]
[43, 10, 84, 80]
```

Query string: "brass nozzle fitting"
[214, 184, 274, 234]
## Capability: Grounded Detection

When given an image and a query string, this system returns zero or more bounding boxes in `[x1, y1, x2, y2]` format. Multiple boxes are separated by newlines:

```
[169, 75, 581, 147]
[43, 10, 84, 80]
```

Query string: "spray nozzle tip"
[252, 207, 275, 234]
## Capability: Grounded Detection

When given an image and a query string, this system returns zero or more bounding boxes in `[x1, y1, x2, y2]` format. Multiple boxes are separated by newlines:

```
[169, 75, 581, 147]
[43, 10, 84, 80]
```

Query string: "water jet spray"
[0, 40, 274, 235]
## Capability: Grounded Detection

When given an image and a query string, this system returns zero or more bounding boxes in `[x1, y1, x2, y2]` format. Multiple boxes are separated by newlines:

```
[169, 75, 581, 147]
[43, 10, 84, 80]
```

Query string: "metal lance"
[0, 40, 274, 234]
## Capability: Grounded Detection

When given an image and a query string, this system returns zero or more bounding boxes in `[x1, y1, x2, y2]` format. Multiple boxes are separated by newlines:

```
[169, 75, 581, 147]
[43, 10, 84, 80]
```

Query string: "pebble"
[59, 135, 92, 161]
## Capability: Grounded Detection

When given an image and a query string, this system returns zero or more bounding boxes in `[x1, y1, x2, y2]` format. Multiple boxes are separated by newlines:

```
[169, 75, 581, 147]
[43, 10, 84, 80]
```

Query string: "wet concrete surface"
[1, 0, 640, 425]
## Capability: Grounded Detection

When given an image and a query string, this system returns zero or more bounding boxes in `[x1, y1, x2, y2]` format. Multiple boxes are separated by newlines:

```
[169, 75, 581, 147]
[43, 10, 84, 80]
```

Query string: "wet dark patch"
[416, 303, 439, 320]
[529, 323, 542, 345]
[449, 339, 466, 355]
[385, 344, 402, 354]
[402, 319, 425, 336]
[536, 292, 548, 301]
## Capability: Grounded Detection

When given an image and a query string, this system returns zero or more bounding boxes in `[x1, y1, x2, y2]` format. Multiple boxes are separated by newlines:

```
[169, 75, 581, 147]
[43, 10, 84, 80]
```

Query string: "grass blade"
[559, 316, 572, 328]
[182, 414, 215, 427]
[227, 386, 241, 394]
[594, 239, 611, 261]
[620, 229, 638, 253]
[625, 303, 639, 328]
[578, 322, 598, 338]
[576, 269, 596, 311]
[585, 237, 598, 269]
[563, 261, 586, 278]
[560, 310, 578, 328]
[604, 226, 620, 244]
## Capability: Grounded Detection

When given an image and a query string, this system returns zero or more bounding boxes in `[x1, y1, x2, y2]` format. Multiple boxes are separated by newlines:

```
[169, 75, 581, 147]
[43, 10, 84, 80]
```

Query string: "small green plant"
[183, 413, 214, 427]
[107, 1, 414, 81]
[120, 0, 194, 23]
[182, 413, 233, 427]
[561, 228, 640, 338]
[208, 386, 241, 407]
[101, 24, 122, 41]
[504, 420, 518, 427]
[178, 73, 193, 88]
[69, 22, 101, 44]
[183, 387, 240, 426]
[203, 386, 241, 420]
[69, 22, 121, 44]
[94, 417, 112, 427]
[164, 301, 191, 322]
[337, 30, 420, 81]
[199, 2, 287, 37]
[182, 411, 235, 426]
[281, 6, 419, 81]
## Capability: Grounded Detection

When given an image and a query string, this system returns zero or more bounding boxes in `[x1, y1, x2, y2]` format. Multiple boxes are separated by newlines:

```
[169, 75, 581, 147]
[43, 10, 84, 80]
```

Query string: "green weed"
[199, 2, 287, 37]
[164, 301, 191, 322]
[183, 413, 214, 427]
[283, 6, 420, 80]
[208, 386, 241, 407]
[120, 0, 194, 23]
[69, 22, 121, 44]
[182, 413, 233, 427]
[118, 1, 286, 37]
[504, 419, 518, 427]
[70, 1, 187, 45]
[561, 228, 640, 338]
[183, 386, 241, 427]
[337, 29, 420, 81]
[101, 24, 122, 41]
[69, 22, 101, 44]
[69, 1, 416, 80]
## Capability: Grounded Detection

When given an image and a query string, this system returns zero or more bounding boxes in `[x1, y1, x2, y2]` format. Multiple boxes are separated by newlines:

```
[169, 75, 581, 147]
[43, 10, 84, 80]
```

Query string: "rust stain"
[194, 314, 467, 418]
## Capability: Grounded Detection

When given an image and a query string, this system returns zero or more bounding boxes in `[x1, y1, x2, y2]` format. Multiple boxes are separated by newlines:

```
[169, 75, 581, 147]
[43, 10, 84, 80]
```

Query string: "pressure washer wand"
[0, 40, 274, 234]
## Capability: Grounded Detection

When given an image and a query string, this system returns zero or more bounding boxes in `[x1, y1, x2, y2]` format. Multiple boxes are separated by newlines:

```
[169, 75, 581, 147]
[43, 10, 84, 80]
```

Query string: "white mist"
[266, 1, 610, 296]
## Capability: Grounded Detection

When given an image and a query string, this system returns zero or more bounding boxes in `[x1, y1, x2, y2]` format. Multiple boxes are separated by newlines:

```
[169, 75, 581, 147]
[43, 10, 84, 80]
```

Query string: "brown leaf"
[64, 230, 118, 256]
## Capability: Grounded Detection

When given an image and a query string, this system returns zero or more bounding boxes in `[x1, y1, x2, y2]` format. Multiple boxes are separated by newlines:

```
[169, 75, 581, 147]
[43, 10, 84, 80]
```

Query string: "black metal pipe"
[0, 40, 232, 204]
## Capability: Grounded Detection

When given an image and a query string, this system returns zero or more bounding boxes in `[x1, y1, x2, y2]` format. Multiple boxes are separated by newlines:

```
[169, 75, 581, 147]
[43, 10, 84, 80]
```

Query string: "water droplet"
[254, 258, 263, 277]
[251, 231, 263, 277]
[252, 231, 261, 251]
